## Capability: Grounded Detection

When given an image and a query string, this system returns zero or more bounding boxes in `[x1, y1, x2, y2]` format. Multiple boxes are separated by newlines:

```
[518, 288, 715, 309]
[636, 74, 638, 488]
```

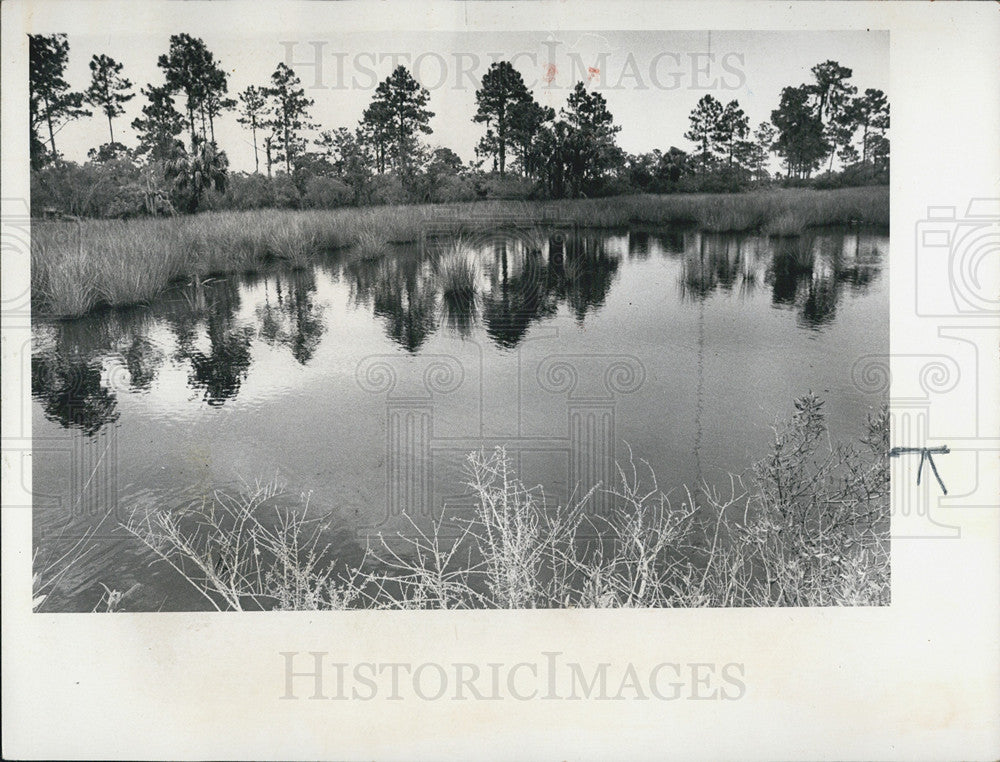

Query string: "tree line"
[29, 33, 889, 217]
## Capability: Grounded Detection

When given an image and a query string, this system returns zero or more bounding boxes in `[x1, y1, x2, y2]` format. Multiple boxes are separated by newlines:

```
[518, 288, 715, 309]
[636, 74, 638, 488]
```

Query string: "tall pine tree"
[84, 53, 134, 144]
[29, 34, 90, 166]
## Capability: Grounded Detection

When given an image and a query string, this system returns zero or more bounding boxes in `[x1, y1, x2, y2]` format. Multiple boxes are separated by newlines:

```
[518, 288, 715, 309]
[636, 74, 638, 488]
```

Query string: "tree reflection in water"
[255, 270, 327, 365]
[31, 352, 119, 435]
[351, 229, 623, 353]
[678, 228, 884, 330]
[166, 279, 253, 406]
[30, 310, 161, 435]
[481, 237, 558, 348]
[30, 225, 885, 428]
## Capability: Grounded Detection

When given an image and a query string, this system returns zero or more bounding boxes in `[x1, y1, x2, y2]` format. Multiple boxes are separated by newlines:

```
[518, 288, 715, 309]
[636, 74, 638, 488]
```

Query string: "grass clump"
[34, 248, 99, 318]
[350, 218, 391, 260]
[434, 237, 481, 335]
[264, 218, 318, 267]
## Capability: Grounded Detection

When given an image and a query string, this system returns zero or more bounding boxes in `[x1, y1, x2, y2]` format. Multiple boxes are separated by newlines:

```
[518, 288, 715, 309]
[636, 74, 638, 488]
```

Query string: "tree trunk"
[251, 121, 259, 173]
[498, 109, 506, 178]
[285, 127, 291, 173]
[188, 104, 197, 151]
[396, 127, 402, 173]
[108, 113, 115, 144]
[283, 108, 292, 173]
[44, 93, 57, 157]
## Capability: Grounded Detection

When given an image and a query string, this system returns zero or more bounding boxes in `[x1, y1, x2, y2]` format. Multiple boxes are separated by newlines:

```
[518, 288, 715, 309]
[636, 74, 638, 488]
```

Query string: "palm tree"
[165, 141, 229, 212]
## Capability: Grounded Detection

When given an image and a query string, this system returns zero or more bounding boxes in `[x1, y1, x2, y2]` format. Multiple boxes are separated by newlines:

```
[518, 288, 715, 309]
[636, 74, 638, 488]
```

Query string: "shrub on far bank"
[474, 173, 537, 200]
[31, 152, 890, 221]
[217, 173, 279, 210]
[365, 173, 410, 206]
[31, 158, 149, 218]
[421, 173, 478, 204]
[677, 166, 754, 194]
[809, 163, 890, 190]
[302, 175, 353, 209]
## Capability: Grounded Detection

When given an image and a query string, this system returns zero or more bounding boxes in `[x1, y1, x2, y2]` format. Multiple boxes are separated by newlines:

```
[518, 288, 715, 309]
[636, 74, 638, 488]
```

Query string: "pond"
[31, 223, 888, 611]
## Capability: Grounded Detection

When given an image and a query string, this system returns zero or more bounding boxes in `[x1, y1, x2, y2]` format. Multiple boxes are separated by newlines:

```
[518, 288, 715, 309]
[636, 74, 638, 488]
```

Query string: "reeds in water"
[351, 220, 391, 260]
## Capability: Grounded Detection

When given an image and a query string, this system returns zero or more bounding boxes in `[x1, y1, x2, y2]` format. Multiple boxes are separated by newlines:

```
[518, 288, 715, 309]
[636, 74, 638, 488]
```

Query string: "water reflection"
[677, 229, 884, 330]
[373, 258, 440, 353]
[255, 270, 327, 365]
[481, 238, 557, 348]
[31, 352, 119, 435]
[166, 279, 253, 406]
[30, 225, 886, 436]
[342, 231, 623, 352]
[30, 311, 157, 435]
[123, 336, 163, 391]
[448, 232, 620, 349]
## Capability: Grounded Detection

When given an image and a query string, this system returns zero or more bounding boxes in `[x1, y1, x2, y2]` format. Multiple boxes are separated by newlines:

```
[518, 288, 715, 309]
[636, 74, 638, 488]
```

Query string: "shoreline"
[31, 186, 888, 319]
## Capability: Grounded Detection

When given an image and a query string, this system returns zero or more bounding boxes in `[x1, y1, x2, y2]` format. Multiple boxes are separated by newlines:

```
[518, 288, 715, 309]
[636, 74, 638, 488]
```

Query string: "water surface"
[31, 224, 888, 610]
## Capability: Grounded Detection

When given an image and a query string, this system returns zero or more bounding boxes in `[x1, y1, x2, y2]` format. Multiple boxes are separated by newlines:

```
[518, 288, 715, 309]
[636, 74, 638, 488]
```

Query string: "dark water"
[31, 224, 888, 611]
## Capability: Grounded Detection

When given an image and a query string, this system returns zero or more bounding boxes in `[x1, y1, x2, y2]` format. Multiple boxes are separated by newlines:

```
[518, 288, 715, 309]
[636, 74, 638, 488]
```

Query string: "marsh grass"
[263, 218, 319, 267]
[35, 250, 99, 318]
[351, 218, 391, 260]
[121, 396, 889, 610]
[32, 186, 888, 317]
[433, 237, 481, 335]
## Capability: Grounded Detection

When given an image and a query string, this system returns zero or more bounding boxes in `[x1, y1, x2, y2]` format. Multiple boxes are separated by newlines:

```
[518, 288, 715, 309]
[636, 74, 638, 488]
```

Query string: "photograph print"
[28, 29, 890, 612]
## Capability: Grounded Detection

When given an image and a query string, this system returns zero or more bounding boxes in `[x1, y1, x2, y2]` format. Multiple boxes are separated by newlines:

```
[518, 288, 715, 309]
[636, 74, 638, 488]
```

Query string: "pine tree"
[474, 61, 532, 177]
[714, 100, 750, 168]
[684, 94, 723, 174]
[365, 66, 434, 174]
[771, 85, 830, 179]
[265, 63, 315, 174]
[237, 85, 267, 173]
[131, 84, 185, 163]
[508, 97, 553, 178]
[157, 33, 230, 149]
[808, 60, 857, 171]
[29, 34, 91, 165]
[84, 53, 134, 144]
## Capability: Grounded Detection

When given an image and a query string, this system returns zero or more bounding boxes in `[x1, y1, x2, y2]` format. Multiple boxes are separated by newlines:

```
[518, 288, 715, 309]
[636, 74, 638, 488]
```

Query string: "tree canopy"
[29, 34, 91, 166]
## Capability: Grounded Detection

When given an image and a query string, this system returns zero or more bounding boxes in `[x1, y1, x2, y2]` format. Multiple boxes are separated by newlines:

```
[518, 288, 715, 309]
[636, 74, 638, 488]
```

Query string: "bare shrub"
[124, 480, 362, 611]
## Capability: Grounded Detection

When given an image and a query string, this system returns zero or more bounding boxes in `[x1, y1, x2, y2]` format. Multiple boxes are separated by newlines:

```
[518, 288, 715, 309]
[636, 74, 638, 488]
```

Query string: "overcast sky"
[54, 30, 888, 172]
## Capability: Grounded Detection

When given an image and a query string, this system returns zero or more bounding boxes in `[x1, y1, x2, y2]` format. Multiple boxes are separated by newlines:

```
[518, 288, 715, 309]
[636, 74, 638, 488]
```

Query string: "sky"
[53, 30, 889, 172]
